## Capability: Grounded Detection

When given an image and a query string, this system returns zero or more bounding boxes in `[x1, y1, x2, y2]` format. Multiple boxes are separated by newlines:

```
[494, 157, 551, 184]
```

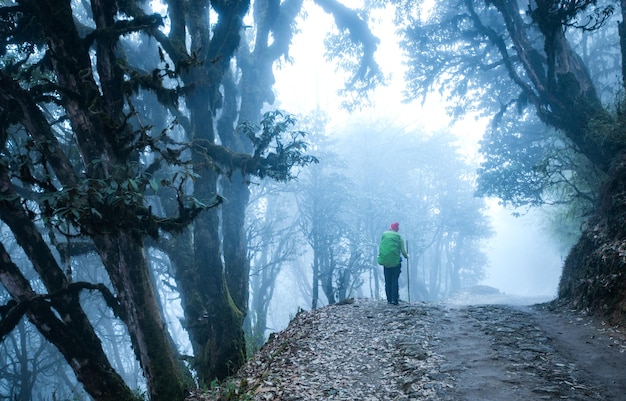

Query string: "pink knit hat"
[390, 222, 399, 231]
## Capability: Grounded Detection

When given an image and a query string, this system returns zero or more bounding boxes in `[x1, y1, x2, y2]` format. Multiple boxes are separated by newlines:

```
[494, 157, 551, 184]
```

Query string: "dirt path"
[187, 299, 626, 401]
[527, 304, 626, 399]
[432, 304, 626, 400]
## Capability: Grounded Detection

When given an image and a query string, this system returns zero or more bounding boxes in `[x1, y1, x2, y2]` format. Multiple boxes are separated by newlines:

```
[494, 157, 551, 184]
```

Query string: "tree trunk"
[168, 0, 249, 383]
[93, 234, 190, 401]
[0, 170, 137, 401]
[222, 177, 251, 315]
[219, 70, 252, 315]
[192, 196, 246, 381]
[168, 100, 247, 384]
[371, 242, 380, 299]
[312, 251, 320, 310]
[428, 229, 444, 300]
[492, 0, 617, 172]
[183, 64, 247, 380]
[22, 2, 192, 396]
[449, 235, 463, 295]
[321, 256, 337, 304]
[620, 0, 626, 89]
[0, 245, 136, 401]
[248, 260, 273, 349]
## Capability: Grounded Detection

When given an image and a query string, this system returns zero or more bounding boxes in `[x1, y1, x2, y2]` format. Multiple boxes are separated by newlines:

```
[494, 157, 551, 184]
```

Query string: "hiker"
[377, 222, 408, 305]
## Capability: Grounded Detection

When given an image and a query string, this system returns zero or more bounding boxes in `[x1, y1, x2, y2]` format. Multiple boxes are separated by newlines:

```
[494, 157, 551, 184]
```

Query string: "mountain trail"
[187, 298, 626, 400]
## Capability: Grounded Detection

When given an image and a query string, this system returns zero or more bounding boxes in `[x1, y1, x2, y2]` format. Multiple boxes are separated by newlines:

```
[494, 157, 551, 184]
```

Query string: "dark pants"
[384, 264, 401, 304]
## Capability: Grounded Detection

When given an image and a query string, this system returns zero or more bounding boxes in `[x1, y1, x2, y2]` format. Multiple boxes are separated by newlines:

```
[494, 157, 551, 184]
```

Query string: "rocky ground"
[186, 297, 626, 401]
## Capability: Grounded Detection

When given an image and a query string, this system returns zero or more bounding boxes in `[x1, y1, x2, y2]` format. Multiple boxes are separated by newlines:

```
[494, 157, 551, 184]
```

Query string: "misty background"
[271, 3, 564, 305]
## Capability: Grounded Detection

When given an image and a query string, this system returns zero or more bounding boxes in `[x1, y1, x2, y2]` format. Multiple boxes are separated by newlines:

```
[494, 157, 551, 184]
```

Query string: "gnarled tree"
[0, 0, 316, 400]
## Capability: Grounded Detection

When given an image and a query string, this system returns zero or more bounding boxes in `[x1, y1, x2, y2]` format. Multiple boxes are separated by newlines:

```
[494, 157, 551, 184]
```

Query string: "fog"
[483, 203, 563, 299]
[272, 6, 565, 303]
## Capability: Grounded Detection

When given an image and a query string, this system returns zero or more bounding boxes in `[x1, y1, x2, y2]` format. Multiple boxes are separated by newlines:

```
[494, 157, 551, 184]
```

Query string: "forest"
[0, 0, 625, 400]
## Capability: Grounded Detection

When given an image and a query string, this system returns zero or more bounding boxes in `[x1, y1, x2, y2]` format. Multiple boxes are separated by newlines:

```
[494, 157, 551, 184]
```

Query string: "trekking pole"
[406, 239, 410, 303]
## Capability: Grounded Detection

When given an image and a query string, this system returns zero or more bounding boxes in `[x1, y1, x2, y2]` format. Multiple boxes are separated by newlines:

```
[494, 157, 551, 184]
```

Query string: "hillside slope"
[559, 154, 626, 327]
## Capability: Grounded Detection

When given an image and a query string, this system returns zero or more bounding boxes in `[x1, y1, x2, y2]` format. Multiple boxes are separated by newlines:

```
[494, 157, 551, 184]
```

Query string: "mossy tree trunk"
[165, 0, 250, 384]
[93, 233, 191, 401]
[220, 0, 307, 320]
[218, 70, 252, 316]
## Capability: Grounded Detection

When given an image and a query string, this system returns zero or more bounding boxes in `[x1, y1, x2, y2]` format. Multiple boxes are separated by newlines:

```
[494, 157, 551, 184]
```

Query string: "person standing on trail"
[377, 222, 408, 305]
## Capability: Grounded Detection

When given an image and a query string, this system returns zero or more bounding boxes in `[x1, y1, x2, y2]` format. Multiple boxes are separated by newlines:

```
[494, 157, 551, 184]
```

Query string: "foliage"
[527, 0, 615, 32]
[590, 92, 626, 154]
[392, 0, 622, 199]
[477, 113, 605, 214]
[240, 111, 319, 181]
[317, 0, 387, 110]
[558, 149, 626, 326]
[202, 377, 253, 401]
